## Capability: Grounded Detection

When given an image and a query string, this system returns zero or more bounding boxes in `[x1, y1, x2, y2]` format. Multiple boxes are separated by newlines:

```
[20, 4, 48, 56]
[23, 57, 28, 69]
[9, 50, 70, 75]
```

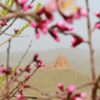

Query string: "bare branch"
[0, 18, 17, 35]
[17, 40, 32, 69]
[85, 0, 96, 81]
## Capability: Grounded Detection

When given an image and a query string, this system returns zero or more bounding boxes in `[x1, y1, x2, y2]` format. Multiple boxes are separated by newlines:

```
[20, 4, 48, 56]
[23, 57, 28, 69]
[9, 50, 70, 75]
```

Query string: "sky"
[0, 0, 100, 52]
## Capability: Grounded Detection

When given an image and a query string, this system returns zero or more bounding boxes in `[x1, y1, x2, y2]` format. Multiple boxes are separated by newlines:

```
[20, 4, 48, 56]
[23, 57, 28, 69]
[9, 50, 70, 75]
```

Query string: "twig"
[3, 32, 29, 37]
[92, 76, 100, 100]
[31, 0, 35, 3]
[30, 86, 51, 97]
[76, 82, 94, 89]
[0, 18, 17, 35]
[17, 40, 32, 70]
[86, 0, 96, 81]
[0, 2, 15, 13]
[11, 68, 38, 96]
[6, 39, 11, 99]
[91, 27, 96, 33]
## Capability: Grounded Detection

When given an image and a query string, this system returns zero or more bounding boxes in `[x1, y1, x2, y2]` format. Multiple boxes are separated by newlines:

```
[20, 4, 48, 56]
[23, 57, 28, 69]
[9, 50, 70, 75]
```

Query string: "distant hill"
[0, 48, 100, 78]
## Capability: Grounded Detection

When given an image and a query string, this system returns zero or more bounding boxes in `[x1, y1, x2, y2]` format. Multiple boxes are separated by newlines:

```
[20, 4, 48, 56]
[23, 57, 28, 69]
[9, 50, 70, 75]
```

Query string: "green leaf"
[12, 66, 17, 73]
[35, 2, 42, 10]
[0, 66, 18, 83]
[0, 76, 6, 82]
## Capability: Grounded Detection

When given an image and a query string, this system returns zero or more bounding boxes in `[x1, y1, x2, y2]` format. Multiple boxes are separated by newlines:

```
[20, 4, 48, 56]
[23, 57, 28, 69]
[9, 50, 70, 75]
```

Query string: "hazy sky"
[0, 0, 100, 51]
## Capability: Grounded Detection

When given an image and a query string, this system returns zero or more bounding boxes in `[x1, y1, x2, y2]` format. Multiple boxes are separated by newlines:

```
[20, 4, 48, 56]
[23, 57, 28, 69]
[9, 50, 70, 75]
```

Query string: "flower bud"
[68, 85, 76, 93]
[58, 83, 64, 91]
[21, 0, 27, 5]
[31, 22, 37, 27]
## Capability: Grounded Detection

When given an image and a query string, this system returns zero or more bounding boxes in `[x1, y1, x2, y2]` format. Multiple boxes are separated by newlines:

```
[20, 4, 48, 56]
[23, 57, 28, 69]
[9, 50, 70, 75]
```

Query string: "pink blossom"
[52, 30, 57, 35]
[14, 29, 19, 34]
[80, 8, 88, 17]
[19, 67, 22, 71]
[23, 6, 29, 11]
[68, 85, 76, 93]
[35, 65, 38, 68]
[73, 13, 80, 19]
[58, 83, 64, 91]
[1, 21, 7, 26]
[57, 21, 66, 28]
[16, 94, 22, 99]
[36, 33, 40, 39]
[35, 31, 40, 39]
[1, 22, 5, 26]
[14, 29, 16, 31]
[44, 0, 57, 13]
[39, 60, 43, 64]
[29, 67, 32, 70]
[27, 80, 29, 82]
[74, 97, 82, 100]
[17, 29, 19, 31]
[95, 22, 100, 29]
[0, 68, 6, 73]
[35, 53, 39, 57]
[43, 65, 45, 67]
[15, 71, 18, 74]
[71, 37, 84, 47]
[80, 92, 87, 99]
[64, 16, 73, 24]
[39, 23, 48, 34]
[22, 93, 24, 96]
[67, 26, 74, 31]
[21, 0, 27, 5]
[28, 4, 34, 9]
[55, 37, 60, 42]
[71, 38, 77, 44]
[31, 22, 37, 27]
[23, 85, 30, 88]
[28, 75, 31, 79]
[94, 11, 100, 18]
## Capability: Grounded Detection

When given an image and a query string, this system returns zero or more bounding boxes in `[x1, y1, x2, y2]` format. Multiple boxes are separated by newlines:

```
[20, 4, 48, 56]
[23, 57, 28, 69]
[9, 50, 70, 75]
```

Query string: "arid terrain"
[1, 48, 100, 99]
[0, 48, 100, 78]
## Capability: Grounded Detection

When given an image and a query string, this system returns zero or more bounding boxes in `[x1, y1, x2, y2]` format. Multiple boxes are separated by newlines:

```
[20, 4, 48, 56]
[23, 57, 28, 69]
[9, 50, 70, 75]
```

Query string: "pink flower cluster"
[0, 67, 12, 74]
[30, 0, 57, 39]
[14, 0, 34, 11]
[33, 19, 50, 39]
[94, 11, 100, 29]
[34, 60, 45, 68]
[29, 0, 88, 44]
[23, 84, 30, 88]
[0, 20, 7, 26]
[71, 34, 84, 47]
[33, 53, 45, 68]
[18, 89, 24, 96]
[14, 29, 19, 34]
[16, 94, 23, 100]
[48, 21, 73, 42]
[24, 64, 33, 73]
[21, 0, 34, 11]
[60, 8, 88, 24]
[57, 83, 87, 100]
